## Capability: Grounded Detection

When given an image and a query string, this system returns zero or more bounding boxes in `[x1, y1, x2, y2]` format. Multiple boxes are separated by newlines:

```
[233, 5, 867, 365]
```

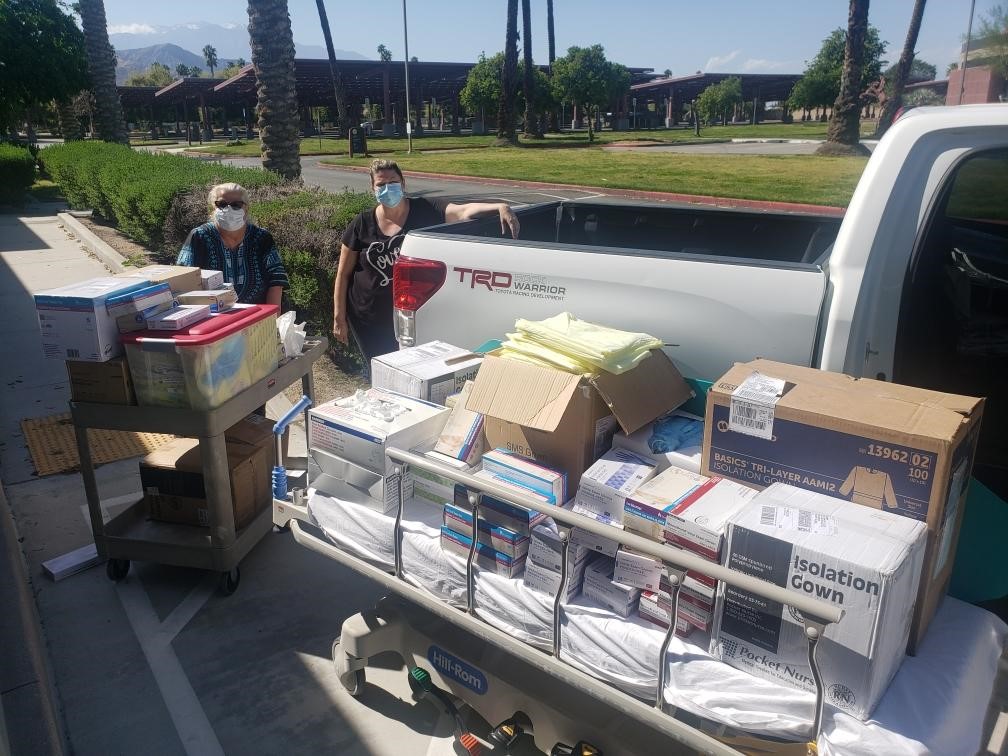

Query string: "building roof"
[154, 77, 227, 104]
[631, 72, 802, 103]
[116, 86, 160, 108]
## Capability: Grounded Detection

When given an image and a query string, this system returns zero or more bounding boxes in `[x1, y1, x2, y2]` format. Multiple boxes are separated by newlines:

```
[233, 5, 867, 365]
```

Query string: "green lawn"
[28, 178, 64, 202]
[319, 148, 868, 207]
[189, 122, 876, 157]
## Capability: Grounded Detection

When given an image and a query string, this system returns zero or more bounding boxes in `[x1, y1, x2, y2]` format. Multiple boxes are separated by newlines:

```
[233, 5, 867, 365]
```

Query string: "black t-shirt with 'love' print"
[341, 197, 449, 325]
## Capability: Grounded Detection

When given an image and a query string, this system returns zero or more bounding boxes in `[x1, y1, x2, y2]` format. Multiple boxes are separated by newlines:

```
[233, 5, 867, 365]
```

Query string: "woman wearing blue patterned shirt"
[176, 183, 288, 306]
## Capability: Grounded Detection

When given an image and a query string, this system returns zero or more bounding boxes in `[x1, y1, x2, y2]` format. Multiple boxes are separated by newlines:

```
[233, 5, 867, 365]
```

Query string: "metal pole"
[402, 0, 412, 153]
[958, 0, 977, 105]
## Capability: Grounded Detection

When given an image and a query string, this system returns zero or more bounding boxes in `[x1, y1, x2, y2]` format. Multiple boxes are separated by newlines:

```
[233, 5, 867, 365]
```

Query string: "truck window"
[894, 147, 1008, 507]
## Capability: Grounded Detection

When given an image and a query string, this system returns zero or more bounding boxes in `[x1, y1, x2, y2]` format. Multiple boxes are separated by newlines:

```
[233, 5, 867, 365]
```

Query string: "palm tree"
[818, 0, 871, 156]
[521, 0, 540, 137]
[176, 63, 191, 78]
[875, 0, 926, 137]
[247, 0, 301, 179]
[314, 0, 350, 132]
[56, 97, 82, 141]
[203, 45, 218, 77]
[78, 0, 128, 144]
[496, 0, 519, 145]
[546, 0, 559, 132]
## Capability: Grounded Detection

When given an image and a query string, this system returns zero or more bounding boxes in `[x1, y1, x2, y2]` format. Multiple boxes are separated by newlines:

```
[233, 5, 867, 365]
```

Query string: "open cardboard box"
[466, 349, 693, 485]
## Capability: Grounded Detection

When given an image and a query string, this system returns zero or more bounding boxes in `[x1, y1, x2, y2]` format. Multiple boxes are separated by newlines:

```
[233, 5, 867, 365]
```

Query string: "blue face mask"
[375, 182, 404, 208]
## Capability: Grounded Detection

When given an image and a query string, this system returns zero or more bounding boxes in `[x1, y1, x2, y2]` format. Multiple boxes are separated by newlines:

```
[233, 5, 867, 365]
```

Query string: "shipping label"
[708, 404, 937, 521]
[729, 373, 785, 440]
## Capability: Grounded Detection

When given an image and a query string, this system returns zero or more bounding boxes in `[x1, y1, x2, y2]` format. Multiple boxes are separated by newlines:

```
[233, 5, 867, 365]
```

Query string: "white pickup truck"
[392, 104, 1008, 596]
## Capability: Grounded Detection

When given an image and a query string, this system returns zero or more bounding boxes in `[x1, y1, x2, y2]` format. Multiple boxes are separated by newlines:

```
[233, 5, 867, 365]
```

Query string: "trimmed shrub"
[0, 143, 36, 203]
[39, 141, 281, 248]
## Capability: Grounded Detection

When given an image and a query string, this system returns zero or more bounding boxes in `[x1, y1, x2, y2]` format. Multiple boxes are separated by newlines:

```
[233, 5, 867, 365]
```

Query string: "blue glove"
[648, 415, 704, 453]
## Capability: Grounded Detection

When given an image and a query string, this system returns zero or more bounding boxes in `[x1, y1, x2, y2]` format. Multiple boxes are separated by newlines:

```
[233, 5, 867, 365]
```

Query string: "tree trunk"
[314, 0, 350, 133]
[247, 0, 302, 179]
[521, 0, 540, 137]
[56, 98, 83, 141]
[820, 0, 871, 155]
[496, 0, 519, 145]
[546, 0, 559, 132]
[875, 0, 926, 137]
[78, 0, 128, 144]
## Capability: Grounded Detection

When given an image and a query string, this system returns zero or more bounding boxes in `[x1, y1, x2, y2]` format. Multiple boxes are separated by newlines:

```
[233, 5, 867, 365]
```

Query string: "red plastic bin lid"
[120, 304, 278, 346]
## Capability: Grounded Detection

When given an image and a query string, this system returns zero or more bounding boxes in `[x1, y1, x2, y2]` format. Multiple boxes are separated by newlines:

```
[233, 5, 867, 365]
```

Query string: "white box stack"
[712, 483, 927, 721]
[572, 448, 656, 524]
[371, 341, 483, 405]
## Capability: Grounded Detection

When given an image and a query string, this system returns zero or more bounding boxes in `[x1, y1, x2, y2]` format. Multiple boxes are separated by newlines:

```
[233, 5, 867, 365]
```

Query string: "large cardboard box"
[35, 276, 149, 361]
[66, 356, 135, 404]
[118, 265, 201, 295]
[712, 484, 927, 721]
[141, 437, 271, 529]
[466, 350, 692, 486]
[702, 359, 984, 651]
[372, 341, 483, 405]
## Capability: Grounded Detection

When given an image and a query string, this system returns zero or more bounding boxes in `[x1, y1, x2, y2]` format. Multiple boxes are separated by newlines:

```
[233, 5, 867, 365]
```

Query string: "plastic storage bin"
[122, 304, 280, 410]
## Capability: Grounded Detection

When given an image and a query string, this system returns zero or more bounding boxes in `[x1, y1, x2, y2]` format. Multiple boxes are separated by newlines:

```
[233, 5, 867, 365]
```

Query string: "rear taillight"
[393, 256, 446, 311]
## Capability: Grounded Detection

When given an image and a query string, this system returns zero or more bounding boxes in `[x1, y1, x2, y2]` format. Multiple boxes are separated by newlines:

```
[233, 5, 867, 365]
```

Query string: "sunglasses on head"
[215, 200, 245, 210]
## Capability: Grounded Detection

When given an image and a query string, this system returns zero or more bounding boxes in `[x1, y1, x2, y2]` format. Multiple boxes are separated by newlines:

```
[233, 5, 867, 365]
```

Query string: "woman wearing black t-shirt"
[334, 158, 520, 372]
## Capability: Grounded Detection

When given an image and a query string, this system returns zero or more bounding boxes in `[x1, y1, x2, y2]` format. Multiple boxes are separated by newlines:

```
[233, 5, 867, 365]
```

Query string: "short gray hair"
[207, 182, 248, 209]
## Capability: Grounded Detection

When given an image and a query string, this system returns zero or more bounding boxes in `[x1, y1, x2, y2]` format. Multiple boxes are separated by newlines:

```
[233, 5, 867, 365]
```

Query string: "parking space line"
[988, 710, 1008, 754]
[158, 574, 217, 642]
[117, 577, 225, 756]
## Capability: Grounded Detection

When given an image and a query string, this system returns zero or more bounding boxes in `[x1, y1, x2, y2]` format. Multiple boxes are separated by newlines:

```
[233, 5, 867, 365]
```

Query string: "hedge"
[38, 141, 281, 248]
[0, 143, 36, 203]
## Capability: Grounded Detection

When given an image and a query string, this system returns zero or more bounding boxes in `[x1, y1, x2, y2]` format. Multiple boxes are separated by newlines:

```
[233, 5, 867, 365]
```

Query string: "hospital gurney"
[278, 447, 846, 756]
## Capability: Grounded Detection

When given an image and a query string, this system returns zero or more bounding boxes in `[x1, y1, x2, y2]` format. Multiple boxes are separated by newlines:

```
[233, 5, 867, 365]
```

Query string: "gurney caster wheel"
[341, 668, 366, 697]
[218, 568, 240, 596]
[106, 559, 130, 582]
[332, 639, 366, 697]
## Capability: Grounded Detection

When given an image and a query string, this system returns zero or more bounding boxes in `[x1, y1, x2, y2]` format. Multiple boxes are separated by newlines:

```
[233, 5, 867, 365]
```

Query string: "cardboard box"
[308, 389, 450, 475]
[35, 276, 149, 361]
[411, 463, 461, 506]
[613, 547, 665, 593]
[637, 593, 693, 636]
[466, 350, 693, 487]
[703, 359, 984, 651]
[308, 446, 409, 515]
[583, 556, 640, 617]
[66, 357, 135, 405]
[611, 410, 704, 474]
[146, 304, 211, 330]
[105, 282, 173, 318]
[372, 341, 483, 405]
[568, 504, 624, 557]
[200, 269, 224, 290]
[712, 483, 927, 721]
[662, 476, 758, 560]
[470, 470, 548, 534]
[141, 437, 271, 529]
[573, 448, 656, 524]
[177, 288, 238, 313]
[440, 527, 527, 578]
[433, 381, 485, 466]
[119, 265, 201, 295]
[528, 524, 589, 573]
[482, 448, 567, 505]
[443, 503, 529, 559]
[116, 299, 176, 333]
[523, 556, 587, 602]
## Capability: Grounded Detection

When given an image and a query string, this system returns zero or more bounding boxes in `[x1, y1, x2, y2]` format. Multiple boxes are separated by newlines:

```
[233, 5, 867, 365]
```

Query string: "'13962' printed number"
[865, 444, 931, 468]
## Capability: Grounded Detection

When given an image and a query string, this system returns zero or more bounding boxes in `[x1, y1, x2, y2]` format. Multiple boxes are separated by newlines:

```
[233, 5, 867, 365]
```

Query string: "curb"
[0, 483, 67, 755]
[315, 163, 847, 216]
[57, 213, 129, 274]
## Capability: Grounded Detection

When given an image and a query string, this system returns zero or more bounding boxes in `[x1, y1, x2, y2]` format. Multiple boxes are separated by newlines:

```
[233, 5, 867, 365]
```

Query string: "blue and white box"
[35, 276, 149, 361]
[443, 503, 529, 559]
[440, 526, 527, 578]
[116, 299, 177, 333]
[472, 469, 550, 534]
[482, 448, 566, 505]
[105, 282, 173, 318]
[573, 448, 657, 524]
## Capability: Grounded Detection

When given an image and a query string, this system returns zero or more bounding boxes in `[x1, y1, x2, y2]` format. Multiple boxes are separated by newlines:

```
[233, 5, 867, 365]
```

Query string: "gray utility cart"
[71, 338, 326, 596]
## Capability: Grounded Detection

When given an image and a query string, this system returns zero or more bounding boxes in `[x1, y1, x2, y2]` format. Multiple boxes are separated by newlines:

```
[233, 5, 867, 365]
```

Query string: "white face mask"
[214, 206, 246, 232]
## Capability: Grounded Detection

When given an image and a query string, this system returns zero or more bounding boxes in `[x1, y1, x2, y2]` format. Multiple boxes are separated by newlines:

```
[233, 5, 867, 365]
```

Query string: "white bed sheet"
[308, 491, 1006, 755]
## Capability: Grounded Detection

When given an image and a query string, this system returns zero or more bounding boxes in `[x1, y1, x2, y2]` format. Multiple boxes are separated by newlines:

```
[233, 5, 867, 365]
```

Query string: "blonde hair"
[207, 182, 249, 210]
[368, 158, 403, 187]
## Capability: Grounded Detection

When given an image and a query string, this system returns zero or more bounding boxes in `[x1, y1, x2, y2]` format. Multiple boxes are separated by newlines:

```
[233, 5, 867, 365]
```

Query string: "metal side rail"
[295, 446, 844, 754]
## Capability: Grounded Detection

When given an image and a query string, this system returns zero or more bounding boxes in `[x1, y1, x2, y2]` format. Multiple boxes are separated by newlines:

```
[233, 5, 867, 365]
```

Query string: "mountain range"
[109, 21, 365, 82]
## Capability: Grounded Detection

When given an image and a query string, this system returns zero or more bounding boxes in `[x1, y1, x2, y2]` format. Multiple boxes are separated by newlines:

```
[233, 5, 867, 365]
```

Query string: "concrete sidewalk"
[0, 210, 510, 756]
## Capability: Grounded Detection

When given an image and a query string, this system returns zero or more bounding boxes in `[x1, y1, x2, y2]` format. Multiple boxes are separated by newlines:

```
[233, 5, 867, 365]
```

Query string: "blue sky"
[102, 0, 998, 77]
